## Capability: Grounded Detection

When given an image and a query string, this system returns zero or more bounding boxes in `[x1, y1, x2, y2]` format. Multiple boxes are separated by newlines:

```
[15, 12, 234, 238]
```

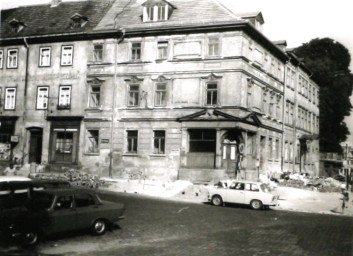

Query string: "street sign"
[10, 135, 19, 143]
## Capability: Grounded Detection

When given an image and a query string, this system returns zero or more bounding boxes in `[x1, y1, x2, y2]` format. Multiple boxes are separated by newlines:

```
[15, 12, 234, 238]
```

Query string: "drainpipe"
[109, 30, 125, 178]
[21, 37, 29, 165]
[281, 60, 288, 172]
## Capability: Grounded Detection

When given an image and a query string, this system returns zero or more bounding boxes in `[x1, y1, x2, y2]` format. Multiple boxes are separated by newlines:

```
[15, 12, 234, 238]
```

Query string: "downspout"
[281, 60, 289, 172]
[109, 29, 125, 178]
[293, 64, 299, 173]
[21, 37, 29, 165]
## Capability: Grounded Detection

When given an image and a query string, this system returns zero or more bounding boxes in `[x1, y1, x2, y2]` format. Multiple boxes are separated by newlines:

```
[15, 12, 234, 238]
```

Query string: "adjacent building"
[0, 0, 320, 182]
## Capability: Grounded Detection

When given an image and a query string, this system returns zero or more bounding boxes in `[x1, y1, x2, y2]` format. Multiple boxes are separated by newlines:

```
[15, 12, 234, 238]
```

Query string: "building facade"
[0, 0, 319, 182]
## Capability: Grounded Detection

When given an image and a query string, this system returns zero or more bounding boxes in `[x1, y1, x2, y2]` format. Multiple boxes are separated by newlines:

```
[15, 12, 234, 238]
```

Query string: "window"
[245, 183, 259, 192]
[58, 86, 71, 109]
[146, 6, 154, 21]
[7, 49, 18, 68]
[206, 83, 218, 105]
[39, 47, 51, 67]
[93, 44, 103, 62]
[262, 89, 268, 114]
[208, 38, 219, 56]
[189, 129, 216, 152]
[268, 137, 273, 160]
[4, 88, 16, 110]
[0, 50, 3, 69]
[153, 130, 165, 154]
[157, 41, 168, 59]
[128, 84, 139, 106]
[36, 87, 49, 109]
[75, 194, 96, 207]
[131, 43, 141, 61]
[85, 130, 99, 153]
[157, 6, 166, 20]
[89, 85, 100, 108]
[55, 196, 73, 210]
[127, 130, 138, 153]
[51, 127, 78, 163]
[155, 83, 167, 106]
[61, 46, 73, 66]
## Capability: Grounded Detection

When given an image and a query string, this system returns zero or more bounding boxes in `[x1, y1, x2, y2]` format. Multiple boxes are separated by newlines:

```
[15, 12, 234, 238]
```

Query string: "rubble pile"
[30, 169, 108, 189]
[272, 172, 344, 192]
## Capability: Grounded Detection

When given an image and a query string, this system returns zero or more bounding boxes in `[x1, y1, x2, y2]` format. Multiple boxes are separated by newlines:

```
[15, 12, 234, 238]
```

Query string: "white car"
[208, 180, 279, 210]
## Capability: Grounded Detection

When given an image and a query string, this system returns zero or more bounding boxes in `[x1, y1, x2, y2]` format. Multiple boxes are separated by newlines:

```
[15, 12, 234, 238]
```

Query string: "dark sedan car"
[1, 188, 125, 246]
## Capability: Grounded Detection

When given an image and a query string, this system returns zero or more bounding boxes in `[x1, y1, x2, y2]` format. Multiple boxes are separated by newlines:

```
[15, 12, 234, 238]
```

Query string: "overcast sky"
[2, 0, 353, 143]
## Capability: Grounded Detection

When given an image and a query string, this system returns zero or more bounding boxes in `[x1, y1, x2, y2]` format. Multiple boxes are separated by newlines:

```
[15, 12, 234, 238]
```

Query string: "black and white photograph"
[0, 0, 352, 255]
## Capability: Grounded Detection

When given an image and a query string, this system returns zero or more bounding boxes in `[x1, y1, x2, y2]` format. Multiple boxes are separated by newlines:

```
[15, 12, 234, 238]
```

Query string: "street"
[1, 190, 352, 256]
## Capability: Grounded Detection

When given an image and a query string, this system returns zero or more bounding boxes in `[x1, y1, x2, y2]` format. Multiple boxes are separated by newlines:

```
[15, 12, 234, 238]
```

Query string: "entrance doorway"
[29, 129, 43, 164]
[222, 140, 237, 172]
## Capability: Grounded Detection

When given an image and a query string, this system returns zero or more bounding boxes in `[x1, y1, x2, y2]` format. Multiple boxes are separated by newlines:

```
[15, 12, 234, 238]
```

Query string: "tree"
[294, 38, 353, 153]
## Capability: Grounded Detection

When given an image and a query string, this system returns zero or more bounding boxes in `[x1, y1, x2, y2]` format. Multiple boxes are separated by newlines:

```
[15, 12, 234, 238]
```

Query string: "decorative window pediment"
[201, 73, 223, 81]
[124, 76, 144, 83]
[151, 75, 171, 82]
[70, 13, 88, 28]
[142, 0, 176, 22]
[87, 77, 105, 84]
[8, 19, 25, 33]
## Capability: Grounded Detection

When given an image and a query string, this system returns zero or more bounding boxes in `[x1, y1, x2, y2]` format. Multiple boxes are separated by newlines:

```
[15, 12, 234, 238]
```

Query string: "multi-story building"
[0, 0, 319, 182]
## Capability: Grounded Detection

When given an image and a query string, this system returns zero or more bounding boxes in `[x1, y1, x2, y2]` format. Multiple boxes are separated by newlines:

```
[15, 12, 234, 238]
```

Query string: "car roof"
[0, 176, 32, 182]
[221, 180, 262, 184]
[35, 188, 95, 196]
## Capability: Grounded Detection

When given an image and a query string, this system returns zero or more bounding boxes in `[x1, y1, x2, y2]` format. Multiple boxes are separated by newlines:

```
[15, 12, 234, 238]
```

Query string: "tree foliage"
[294, 38, 353, 153]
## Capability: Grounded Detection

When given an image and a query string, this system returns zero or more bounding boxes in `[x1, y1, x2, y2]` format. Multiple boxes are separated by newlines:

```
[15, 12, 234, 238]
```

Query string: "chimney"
[51, 0, 62, 8]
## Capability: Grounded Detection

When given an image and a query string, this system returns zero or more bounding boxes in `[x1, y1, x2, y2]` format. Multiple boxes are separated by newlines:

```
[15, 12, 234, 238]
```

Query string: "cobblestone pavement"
[1, 191, 352, 256]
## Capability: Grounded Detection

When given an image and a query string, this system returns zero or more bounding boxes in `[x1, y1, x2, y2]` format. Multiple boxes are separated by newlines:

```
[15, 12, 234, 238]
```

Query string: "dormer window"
[8, 19, 25, 33]
[142, 0, 175, 22]
[70, 13, 88, 28]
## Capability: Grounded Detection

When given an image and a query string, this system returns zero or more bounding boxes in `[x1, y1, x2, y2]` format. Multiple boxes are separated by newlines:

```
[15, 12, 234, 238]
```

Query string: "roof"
[95, 0, 241, 31]
[0, 0, 114, 38]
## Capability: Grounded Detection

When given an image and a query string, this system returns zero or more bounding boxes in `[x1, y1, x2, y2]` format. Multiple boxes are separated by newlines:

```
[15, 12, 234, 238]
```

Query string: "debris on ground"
[29, 169, 108, 189]
[271, 172, 345, 193]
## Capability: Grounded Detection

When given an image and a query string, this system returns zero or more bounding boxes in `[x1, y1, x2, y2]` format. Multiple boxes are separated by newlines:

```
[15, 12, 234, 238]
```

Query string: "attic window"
[70, 13, 88, 28]
[142, 0, 175, 22]
[8, 19, 25, 33]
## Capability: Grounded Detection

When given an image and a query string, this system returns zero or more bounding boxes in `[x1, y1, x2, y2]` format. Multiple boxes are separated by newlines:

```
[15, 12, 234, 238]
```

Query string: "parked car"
[208, 180, 279, 210]
[0, 188, 125, 246]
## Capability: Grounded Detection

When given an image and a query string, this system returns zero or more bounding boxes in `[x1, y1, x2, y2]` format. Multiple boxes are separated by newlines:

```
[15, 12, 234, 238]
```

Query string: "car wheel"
[23, 231, 39, 246]
[250, 200, 263, 210]
[92, 219, 106, 235]
[212, 195, 223, 206]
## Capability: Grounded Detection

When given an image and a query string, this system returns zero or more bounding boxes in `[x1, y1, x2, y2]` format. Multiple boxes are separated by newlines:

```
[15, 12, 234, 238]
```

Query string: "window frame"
[85, 129, 100, 154]
[39, 46, 51, 67]
[208, 37, 220, 57]
[7, 48, 18, 69]
[60, 45, 74, 66]
[153, 130, 166, 155]
[88, 85, 101, 108]
[154, 82, 167, 107]
[126, 130, 138, 154]
[0, 50, 3, 69]
[157, 41, 168, 60]
[93, 44, 103, 62]
[4, 87, 16, 110]
[205, 82, 218, 106]
[131, 42, 142, 61]
[127, 84, 140, 107]
[36, 86, 49, 110]
[58, 85, 72, 109]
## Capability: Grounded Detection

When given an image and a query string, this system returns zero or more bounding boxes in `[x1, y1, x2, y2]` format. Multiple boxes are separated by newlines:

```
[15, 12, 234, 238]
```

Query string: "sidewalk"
[102, 178, 353, 217]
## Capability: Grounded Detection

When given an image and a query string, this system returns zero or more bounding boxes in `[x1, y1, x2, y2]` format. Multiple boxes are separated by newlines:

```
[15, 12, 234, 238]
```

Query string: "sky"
[1, 0, 353, 143]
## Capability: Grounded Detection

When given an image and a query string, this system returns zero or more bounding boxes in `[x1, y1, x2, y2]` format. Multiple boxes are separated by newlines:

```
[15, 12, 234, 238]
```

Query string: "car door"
[47, 195, 77, 235]
[244, 183, 261, 204]
[225, 182, 245, 204]
[74, 193, 100, 230]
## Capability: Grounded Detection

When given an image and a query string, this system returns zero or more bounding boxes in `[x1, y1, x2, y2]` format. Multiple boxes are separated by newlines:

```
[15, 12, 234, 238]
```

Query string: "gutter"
[21, 37, 29, 164]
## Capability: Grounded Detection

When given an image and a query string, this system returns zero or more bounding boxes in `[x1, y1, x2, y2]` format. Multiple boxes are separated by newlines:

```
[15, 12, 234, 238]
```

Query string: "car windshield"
[260, 184, 272, 193]
[27, 191, 54, 210]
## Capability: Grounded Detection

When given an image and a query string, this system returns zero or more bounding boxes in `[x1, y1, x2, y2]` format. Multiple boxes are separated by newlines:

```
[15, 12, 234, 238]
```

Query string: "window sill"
[123, 153, 139, 157]
[57, 106, 71, 110]
[85, 107, 102, 112]
[149, 154, 166, 157]
[156, 59, 167, 62]
[84, 152, 100, 156]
